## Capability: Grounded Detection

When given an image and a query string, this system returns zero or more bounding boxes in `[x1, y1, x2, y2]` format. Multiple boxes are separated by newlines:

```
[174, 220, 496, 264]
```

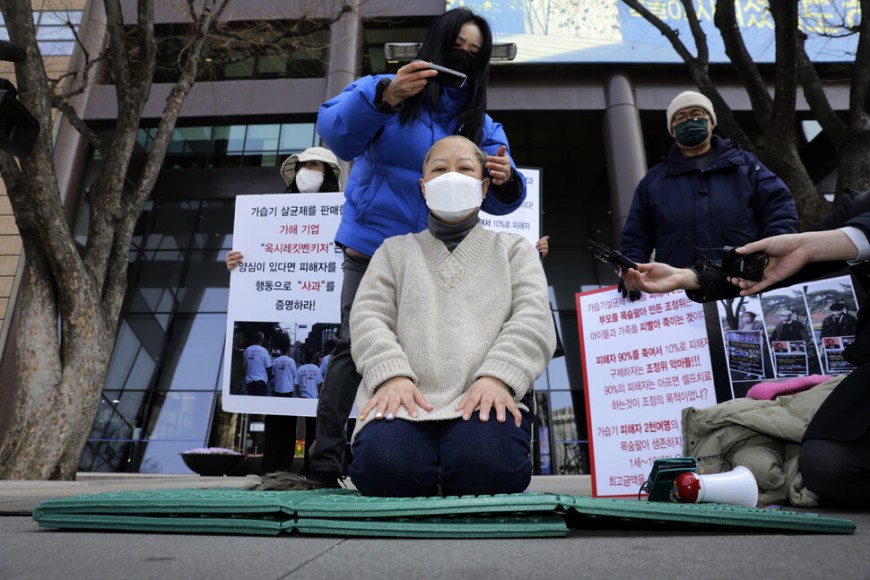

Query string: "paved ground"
[1, 473, 868, 580]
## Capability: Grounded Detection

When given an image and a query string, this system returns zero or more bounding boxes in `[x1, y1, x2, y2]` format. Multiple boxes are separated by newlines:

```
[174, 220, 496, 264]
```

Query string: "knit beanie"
[666, 90, 717, 132]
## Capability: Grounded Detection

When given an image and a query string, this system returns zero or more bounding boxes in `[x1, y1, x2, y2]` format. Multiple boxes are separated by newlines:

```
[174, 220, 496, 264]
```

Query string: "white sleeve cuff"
[840, 226, 870, 263]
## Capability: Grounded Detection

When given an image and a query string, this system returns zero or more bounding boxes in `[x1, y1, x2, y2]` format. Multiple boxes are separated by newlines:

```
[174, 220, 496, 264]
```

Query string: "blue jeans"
[348, 409, 533, 497]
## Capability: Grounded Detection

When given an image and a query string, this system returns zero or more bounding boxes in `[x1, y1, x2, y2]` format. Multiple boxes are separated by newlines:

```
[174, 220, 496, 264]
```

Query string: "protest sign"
[577, 287, 718, 497]
[222, 192, 344, 415]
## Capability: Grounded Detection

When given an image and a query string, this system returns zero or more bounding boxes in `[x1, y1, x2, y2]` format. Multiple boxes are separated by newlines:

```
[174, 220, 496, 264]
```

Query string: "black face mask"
[446, 47, 477, 76]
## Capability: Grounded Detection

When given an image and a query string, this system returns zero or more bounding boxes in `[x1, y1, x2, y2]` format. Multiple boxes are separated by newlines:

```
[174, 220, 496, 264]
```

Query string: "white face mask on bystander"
[422, 171, 484, 223]
[295, 167, 325, 193]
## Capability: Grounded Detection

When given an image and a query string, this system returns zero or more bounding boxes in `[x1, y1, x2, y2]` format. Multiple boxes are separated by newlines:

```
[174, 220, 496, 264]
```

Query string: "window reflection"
[135, 123, 317, 169]
[244, 125, 281, 152]
[103, 317, 161, 390]
[549, 390, 586, 475]
[279, 123, 317, 153]
[214, 125, 247, 156]
[146, 391, 215, 441]
[80, 390, 148, 473]
[157, 314, 226, 391]
[139, 440, 209, 474]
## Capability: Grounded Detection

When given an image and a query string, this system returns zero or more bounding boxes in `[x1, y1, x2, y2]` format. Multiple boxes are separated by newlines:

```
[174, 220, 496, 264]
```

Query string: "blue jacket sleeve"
[618, 176, 656, 264]
[316, 75, 396, 162]
[749, 155, 799, 237]
[480, 115, 526, 216]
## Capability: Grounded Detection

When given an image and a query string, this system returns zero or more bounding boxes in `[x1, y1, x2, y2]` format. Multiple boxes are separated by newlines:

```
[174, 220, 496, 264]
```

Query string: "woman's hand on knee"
[226, 250, 244, 271]
[359, 376, 432, 421]
[457, 377, 522, 427]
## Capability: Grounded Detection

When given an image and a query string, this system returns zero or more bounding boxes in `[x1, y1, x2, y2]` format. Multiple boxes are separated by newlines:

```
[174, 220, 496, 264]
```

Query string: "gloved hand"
[617, 277, 642, 302]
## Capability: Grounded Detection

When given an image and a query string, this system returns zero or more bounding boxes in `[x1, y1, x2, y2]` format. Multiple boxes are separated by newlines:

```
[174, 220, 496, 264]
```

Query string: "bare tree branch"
[621, 0, 698, 64]
[50, 96, 107, 153]
[713, 0, 773, 124]
[680, 0, 708, 65]
[103, 0, 233, 316]
[796, 41, 847, 149]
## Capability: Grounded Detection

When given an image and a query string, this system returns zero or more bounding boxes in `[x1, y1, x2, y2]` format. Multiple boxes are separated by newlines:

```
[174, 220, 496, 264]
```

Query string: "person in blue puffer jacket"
[302, 7, 527, 489]
[618, 91, 798, 299]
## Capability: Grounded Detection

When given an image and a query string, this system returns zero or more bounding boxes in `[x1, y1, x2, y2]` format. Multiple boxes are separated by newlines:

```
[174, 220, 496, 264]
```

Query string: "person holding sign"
[226, 146, 343, 269]
[281, 147, 342, 194]
[622, 210, 870, 508]
[307, 8, 527, 490]
[345, 136, 553, 497]
[226, 146, 343, 474]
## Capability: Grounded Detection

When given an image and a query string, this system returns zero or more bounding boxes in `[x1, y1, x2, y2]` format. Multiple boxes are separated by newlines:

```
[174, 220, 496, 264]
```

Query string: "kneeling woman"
[347, 136, 556, 497]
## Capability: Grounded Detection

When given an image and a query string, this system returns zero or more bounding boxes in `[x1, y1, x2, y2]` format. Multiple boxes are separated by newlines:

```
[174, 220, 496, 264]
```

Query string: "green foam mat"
[34, 513, 288, 535]
[32, 488, 856, 537]
[32, 487, 353, 519]
[296, 513, 567, 538]
[558, 495, 856, 535]
[292, 491, 561, 518]
[33, 488, 286, 518]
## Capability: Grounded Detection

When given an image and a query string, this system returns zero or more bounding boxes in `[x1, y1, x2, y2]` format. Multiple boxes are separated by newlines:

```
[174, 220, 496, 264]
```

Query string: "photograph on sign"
[801, 276, 859, 376]
[714, 294, 771, 397]
[222, 192, 344, 416]
[576, 287, 718, 498]
[709, 274, 858, 398]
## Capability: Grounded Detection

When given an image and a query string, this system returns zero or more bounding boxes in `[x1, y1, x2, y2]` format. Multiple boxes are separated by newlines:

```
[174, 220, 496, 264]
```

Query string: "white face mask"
[423, 171, 484, 222]
[295, 167, 324, 193]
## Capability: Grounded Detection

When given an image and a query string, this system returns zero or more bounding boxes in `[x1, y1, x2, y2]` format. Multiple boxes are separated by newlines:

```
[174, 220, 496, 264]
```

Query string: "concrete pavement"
[1, 473, 868, 580]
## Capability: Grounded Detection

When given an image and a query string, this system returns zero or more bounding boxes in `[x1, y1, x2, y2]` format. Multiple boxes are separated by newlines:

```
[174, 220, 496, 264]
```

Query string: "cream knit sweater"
[350, 223, 556, 437]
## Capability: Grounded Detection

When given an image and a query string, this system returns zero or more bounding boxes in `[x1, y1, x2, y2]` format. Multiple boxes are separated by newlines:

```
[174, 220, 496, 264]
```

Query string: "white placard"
[222, 192, 345, 415]
[480, 167, 541, 247]
[577, 287, 718, 497]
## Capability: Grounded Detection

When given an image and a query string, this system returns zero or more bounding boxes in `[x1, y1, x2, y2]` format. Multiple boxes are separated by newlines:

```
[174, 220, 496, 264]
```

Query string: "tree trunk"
[760, 138, 830, 228]
[838, 128, 870, 195]
[0, 237, 111, 480]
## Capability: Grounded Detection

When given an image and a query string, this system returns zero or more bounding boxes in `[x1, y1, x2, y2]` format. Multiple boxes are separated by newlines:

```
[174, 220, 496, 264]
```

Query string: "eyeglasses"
[672, 110, 710, 125]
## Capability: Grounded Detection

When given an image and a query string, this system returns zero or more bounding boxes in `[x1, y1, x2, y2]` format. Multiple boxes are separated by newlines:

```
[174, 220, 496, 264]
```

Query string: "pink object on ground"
[746, 374, 833, 400]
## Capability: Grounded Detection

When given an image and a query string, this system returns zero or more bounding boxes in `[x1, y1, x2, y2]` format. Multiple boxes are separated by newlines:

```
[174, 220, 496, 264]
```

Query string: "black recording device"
[720, 247, 767, 281]
[0, 39, 39, 158]
[589, 239, 637, 273]
[639, 456, 698, 501]
[415, 60, 467, 88]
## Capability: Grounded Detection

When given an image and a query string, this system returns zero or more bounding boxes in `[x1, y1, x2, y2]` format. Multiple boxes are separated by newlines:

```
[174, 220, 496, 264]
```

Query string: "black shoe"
[305, 470, 342, 489]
